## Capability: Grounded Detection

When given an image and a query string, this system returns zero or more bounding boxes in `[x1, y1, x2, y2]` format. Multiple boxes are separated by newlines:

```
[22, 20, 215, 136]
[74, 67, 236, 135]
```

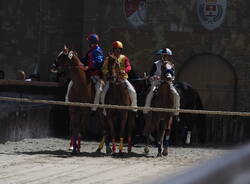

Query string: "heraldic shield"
[197, 0, 227, 30]
[124, 0, 147, 27]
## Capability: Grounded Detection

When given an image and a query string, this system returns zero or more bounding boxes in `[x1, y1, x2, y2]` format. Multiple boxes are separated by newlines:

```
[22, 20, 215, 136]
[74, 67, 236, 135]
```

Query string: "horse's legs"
[96, 136, 105, 152]
[143, 113, 152, 153]
[107, 113, 116, 153]
[69, 136, 74, 150]
[119, 112, 128, 153]
[96, 114, 109, 153]
[127, 111, 135, 153]
[155, 118, 164, 157]
[105, 135, 112, 154]
[69, 108, 82, 154]
[163, 116, 173, 156]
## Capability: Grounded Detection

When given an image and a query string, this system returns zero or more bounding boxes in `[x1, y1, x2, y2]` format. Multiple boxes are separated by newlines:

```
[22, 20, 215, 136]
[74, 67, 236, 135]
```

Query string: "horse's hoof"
[162, 149, 168, 156]
[118, 151, 124, 157]
[144, 146, 149, 154]
[157, 153, 162, 157]
[71, 150, 79, 156]
[128, 148, 132, 153]
[96, 148, 101, 153]
[106, 147, 112, 155]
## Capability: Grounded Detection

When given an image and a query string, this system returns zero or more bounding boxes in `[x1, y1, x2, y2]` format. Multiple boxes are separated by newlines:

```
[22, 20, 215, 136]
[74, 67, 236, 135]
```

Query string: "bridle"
[108, 55, 123, 84]
[54, 49, 85, 71]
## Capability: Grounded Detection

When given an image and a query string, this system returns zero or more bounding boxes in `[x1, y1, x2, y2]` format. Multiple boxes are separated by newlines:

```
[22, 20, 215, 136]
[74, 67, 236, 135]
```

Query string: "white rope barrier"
[0, 96, 250, 117]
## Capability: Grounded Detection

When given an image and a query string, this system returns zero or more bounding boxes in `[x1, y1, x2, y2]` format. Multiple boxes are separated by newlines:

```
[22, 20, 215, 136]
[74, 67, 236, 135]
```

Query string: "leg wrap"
[98, 137, 105, 150]
[112, 138, 116, 152]
[119, 137, 124, 152]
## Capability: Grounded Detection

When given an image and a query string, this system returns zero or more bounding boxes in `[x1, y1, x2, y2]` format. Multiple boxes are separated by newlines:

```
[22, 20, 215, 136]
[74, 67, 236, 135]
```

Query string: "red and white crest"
[124, 0, 147, 27]
[197, 0, 227, 30]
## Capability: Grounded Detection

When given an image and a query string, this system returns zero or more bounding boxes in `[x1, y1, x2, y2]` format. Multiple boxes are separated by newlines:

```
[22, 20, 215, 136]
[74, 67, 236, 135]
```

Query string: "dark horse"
[53, 46, 94, 154]
[172, 81, 206, 145]
[143, 64, 174, 157]
[97, 54, 135, 154]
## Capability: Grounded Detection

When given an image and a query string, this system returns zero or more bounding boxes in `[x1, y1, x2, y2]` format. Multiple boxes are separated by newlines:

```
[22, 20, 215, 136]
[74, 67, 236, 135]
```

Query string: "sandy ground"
[0, 138, 232, 184]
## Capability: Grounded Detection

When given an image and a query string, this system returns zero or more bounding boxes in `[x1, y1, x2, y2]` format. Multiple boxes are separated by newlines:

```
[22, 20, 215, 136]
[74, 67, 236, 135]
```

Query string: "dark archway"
[177, 54, 237, 111]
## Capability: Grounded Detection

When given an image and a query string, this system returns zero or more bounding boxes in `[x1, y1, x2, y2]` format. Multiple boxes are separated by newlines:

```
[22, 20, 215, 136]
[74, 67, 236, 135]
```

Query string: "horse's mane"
[174, 81, 204, 110]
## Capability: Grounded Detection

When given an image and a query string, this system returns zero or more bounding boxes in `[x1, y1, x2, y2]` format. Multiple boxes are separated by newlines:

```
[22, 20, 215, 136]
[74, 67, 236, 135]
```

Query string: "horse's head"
[107, 53, 121, 83]
[161, 63, 174, 82]
[51, 45, 84, 74]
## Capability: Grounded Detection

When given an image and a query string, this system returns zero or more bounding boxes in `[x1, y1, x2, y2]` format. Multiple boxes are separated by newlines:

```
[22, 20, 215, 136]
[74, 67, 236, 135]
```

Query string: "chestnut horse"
[143, 64, 174, 157]
[97, 54, 135, 154]
[54, 46, 93, 154]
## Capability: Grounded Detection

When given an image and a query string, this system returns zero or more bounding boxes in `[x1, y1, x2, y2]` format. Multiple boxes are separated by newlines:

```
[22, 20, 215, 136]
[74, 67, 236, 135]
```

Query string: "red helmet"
[112, 41, 123, 49]
[86, 34, 100, 43]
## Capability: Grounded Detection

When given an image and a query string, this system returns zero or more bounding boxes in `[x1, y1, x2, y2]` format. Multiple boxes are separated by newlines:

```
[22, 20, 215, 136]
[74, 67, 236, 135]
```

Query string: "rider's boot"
[143, 90, 154, 114]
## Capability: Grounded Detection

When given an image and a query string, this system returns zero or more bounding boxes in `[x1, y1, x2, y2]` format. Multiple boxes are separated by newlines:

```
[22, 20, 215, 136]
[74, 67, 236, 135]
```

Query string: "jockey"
[100, 41, 137, 112]
[143, 48, 180, 117]
[65, 33, 104, 111]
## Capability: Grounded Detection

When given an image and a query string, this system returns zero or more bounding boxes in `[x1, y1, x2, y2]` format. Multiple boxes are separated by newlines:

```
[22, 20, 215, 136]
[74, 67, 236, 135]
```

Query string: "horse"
[172, 81, 206, 145]
[143, 64, 174, 157]
[53, 46, 94, 154]
[97, 54, 135, 154]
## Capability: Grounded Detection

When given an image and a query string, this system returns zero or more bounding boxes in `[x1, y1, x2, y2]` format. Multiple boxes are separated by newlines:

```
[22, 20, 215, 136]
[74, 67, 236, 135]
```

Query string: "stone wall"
[0, 0, 83, 80]
[0, 80, 68, 143]
[81, 0, 250, 112]
[1, 0, 250, 143]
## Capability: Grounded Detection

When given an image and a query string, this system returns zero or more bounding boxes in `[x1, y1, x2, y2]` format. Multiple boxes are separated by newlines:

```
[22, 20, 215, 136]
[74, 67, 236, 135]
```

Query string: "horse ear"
[63, 45, 69, 55]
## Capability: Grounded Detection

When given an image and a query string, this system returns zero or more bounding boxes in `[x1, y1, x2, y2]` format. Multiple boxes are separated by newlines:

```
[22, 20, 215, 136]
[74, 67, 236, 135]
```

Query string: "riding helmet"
[86, 33, 100, 44]
[112, 41, 123, 49]
[156, 48, 173, 55]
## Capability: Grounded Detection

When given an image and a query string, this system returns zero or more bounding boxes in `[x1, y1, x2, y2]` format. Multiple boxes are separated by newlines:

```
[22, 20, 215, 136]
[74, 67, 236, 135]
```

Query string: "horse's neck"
[109, 82, 129, 105]
[156, 82, 173, 107]
[71, 69, 89, 83]
[69, 57, 91, 98]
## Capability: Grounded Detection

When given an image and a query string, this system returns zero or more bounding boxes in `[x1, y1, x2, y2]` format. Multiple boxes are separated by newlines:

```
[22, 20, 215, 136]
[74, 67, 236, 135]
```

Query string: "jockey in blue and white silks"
[65, 33, 104, 111]
[143, 48, 180, 115]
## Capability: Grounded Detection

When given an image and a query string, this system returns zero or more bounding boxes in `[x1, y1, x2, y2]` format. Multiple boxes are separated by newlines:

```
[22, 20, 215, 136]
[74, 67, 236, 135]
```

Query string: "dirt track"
[0, 138, 231, 184]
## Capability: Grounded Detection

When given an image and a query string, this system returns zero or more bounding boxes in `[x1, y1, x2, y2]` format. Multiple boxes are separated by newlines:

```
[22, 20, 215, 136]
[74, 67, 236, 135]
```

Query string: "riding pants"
[100, 79, 137, 113]
[91, 76, 103, 111]
[143, 79, 180, 115]
[143, 79, 160, 113]
[170, 82, 180, 116]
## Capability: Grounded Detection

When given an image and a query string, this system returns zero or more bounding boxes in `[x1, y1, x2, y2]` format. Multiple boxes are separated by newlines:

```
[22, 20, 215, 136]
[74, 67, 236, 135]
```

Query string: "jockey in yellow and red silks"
[100, 41, 137, 112]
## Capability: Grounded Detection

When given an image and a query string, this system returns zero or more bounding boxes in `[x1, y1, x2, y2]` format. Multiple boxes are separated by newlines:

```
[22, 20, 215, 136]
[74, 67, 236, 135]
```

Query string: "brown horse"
[54, 46, 93, 154]
[97, 54, 135, 154]
[143, 64, 174, 157]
